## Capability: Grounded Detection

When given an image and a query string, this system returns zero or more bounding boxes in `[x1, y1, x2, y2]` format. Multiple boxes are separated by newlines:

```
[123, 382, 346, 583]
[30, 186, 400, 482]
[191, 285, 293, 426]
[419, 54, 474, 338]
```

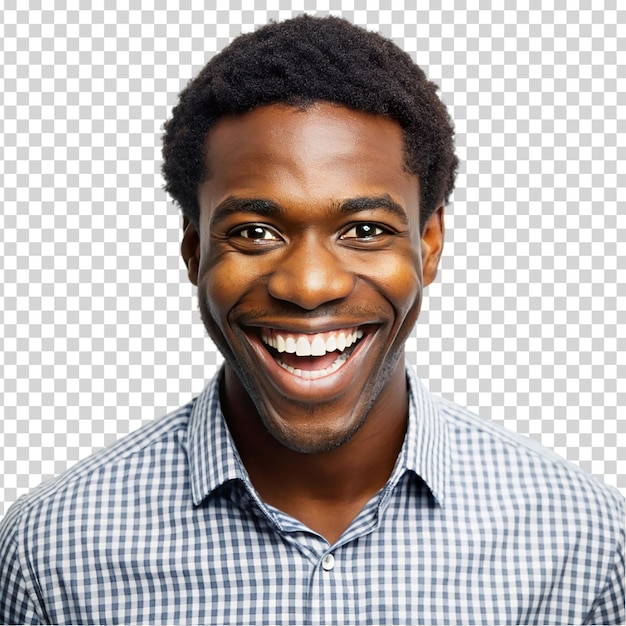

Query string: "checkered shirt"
[1, 367, 624, 625]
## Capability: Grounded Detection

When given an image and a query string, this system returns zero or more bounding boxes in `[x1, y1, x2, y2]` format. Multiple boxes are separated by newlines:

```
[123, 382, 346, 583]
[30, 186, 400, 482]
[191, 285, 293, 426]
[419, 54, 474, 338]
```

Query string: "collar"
[401, 365, 449, 506]
[187, 364, 449, 507]
[187, 370, 246, 506]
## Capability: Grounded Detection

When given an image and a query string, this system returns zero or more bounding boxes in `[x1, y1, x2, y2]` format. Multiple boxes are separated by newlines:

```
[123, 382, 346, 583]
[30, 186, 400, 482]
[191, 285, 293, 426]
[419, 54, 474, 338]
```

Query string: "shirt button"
[322, 554, 335, 571]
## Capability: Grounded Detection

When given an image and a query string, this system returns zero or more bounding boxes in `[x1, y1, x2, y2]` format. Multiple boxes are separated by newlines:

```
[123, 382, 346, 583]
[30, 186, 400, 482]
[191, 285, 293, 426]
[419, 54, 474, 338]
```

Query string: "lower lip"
[247, 329, 374, 400]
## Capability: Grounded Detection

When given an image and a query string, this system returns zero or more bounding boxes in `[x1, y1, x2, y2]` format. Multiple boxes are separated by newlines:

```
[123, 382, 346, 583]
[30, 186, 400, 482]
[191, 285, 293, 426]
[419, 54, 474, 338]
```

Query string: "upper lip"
[241, 321, 377, 335]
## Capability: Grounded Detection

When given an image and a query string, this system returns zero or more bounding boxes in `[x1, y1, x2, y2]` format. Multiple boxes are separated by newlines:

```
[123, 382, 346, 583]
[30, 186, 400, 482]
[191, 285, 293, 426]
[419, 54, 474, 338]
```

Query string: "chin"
[256, 402, 369, 454]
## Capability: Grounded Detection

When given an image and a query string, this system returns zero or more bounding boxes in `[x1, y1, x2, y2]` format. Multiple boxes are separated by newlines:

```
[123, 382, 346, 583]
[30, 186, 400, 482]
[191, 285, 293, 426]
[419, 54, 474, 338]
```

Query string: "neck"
[220, 361, 409, 541]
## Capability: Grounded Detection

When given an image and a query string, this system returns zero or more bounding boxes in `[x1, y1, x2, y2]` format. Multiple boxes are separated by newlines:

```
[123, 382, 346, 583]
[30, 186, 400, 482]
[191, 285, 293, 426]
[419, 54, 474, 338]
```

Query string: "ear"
[181, 216, 201, 286]
[421, 204, 444, 288]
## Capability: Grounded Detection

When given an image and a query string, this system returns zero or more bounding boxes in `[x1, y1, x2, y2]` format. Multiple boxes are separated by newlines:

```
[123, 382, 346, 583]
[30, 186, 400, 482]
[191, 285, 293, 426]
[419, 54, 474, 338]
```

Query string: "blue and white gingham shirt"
[1, 367, 624, 625]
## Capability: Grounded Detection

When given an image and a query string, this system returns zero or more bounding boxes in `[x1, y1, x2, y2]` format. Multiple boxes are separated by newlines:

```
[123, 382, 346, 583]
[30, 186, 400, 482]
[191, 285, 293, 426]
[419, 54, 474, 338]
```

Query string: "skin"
[182, 102, 444, 543]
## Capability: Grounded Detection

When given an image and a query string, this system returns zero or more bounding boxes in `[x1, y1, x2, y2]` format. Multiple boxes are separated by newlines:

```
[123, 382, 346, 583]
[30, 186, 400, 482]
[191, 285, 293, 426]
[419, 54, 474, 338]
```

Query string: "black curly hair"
[162, 14, 458, 233]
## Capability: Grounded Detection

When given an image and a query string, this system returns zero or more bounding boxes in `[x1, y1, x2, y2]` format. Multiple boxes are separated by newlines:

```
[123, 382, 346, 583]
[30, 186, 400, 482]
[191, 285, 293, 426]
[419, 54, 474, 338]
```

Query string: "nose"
[267, 236, 355, 310]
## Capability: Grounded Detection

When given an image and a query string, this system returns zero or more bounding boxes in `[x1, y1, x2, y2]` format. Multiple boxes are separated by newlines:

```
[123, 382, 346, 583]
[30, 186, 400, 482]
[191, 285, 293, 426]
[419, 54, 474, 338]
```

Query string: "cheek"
[368, 251, 424, 352]
[390, 262, 422, 299]
[364, 249, 423, 313]
[200, 253, 264, 325]
[204, 274, 236, 328]
[196, 252, 231, 325]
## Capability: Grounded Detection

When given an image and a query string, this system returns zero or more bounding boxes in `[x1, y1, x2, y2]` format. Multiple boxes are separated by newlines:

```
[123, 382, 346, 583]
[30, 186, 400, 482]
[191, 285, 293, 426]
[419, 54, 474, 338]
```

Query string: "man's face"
[184, 102, 443, 453]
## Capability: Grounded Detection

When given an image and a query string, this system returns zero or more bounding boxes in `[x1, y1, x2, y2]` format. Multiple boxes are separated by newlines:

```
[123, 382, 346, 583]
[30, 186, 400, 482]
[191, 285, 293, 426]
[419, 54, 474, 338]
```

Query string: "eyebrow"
[339, 195, 409, 224]
[210, 194, 409, 226]
[210, 197, 282, 227]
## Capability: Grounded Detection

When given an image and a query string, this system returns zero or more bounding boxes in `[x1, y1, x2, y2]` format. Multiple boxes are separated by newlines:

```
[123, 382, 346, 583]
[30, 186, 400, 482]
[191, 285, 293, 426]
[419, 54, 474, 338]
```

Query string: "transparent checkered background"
[1, 0, 624, 520]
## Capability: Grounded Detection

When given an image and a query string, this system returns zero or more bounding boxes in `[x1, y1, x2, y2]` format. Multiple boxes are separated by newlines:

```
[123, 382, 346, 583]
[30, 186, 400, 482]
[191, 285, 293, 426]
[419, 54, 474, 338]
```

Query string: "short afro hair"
[162, 15, 458, 232]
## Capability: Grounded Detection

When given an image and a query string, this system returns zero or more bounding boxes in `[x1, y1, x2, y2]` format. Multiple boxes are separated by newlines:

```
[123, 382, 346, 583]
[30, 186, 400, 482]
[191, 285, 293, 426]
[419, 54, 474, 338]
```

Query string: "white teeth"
[310, 335, 326, 356]
[276, 350, 350, 379]
[336, 333, 346, 351]
[260, 327, 367, 381]
[262, 327, 364, 357]
[295, 336, 311, 356]
[325, 335, 337, 352]
[276, 334, 285, 352]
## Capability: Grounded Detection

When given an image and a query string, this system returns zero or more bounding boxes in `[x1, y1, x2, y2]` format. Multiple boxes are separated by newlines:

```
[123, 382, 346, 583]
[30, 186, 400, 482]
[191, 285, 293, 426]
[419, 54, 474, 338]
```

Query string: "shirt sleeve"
[0, 499, 43, 625]
[584, 511, 626, 625]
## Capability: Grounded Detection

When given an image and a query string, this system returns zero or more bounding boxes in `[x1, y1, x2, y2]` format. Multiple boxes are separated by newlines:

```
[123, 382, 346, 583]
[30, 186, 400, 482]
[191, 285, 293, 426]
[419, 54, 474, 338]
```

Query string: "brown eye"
[234, 225, 281, 241]
[341, 223, 386, 240]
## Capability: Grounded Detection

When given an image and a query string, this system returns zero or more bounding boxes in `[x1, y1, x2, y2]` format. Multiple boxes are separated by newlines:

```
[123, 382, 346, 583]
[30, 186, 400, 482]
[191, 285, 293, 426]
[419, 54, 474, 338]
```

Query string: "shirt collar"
[187, 364, 449, 507]
[187, 369, 248, 506]
[402, 365, 449, 506]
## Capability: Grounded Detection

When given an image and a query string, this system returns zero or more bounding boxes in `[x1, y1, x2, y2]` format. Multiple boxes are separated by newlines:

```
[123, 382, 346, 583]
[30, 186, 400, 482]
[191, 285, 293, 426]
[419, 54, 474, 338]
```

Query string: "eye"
[231, 225, 281, 242]
[340, 223, 387, 240]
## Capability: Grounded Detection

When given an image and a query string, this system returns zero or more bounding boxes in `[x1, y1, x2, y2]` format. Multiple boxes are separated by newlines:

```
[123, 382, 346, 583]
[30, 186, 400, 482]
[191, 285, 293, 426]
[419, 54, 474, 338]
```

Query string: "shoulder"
[1, 398, 196, 533]
[408, 368, 623, 516]
[434, 391, 624, 540]
[0, 398, 201, 624]
[434, 393, 625, 621]
[437, 392, 624, 503]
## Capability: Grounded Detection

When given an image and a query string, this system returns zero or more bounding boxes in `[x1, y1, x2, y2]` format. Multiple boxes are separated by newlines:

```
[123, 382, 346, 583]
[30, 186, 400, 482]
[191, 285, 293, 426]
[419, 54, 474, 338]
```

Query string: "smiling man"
[185, 102, 435, 543]
[1, 15, 624, 626]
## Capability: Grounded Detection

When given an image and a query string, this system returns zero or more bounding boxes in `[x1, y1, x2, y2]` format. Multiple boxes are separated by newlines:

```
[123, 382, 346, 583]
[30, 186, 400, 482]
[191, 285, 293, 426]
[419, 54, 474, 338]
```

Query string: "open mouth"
[260, 327, 367, 380]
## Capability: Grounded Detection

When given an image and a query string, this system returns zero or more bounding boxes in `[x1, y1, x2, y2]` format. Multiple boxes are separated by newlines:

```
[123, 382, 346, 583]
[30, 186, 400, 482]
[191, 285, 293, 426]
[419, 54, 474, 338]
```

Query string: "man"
[1, 15, 623, 625]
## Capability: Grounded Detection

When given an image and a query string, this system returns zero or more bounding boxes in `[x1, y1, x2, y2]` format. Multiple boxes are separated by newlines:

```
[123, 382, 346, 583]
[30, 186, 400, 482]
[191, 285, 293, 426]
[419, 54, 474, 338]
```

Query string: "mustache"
[207, 301, 394, 325]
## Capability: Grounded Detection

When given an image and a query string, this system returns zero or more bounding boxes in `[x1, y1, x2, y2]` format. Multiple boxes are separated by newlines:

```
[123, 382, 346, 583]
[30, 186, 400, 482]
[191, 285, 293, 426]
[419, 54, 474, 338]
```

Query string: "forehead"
[199, 102, 419, 219]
